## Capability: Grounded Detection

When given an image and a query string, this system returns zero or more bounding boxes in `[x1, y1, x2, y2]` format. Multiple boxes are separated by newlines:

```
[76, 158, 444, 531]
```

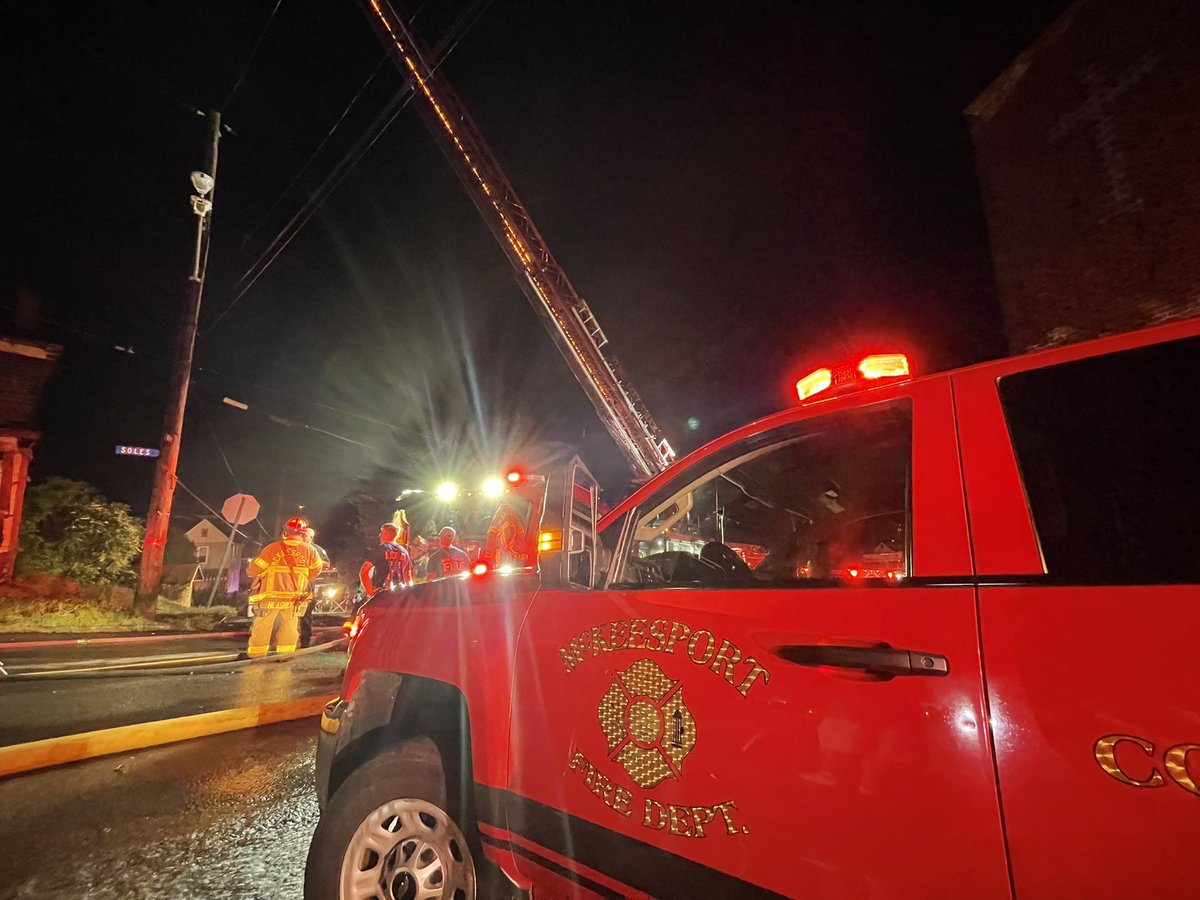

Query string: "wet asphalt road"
[0, 651, 345, 745]
[0, 718, 320, 899]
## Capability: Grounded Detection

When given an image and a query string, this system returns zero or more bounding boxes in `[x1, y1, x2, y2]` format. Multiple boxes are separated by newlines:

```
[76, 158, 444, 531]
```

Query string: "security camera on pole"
[134, 110, 222, 618]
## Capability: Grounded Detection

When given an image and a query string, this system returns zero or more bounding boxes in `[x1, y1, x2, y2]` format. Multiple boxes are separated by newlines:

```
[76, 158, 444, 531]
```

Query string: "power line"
[7, 296, 394, 438]
[199, 0, 493, 340]
[3, 300, 406, 442]
[176, 477, 271, 541]
[189, 378, 379, 450]
[197, 403, 243, 492]
[240, 0, 434, 250]
[240, 49, 391, 253]
[222, 0, 285, 112]
[198, 88, 417, 339]
[175, 479, 228, 528]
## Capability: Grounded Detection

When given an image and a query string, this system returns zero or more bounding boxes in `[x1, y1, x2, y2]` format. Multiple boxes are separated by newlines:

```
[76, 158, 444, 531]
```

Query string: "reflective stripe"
[248, 539, 323, 602]
[251, 598, 302, 609]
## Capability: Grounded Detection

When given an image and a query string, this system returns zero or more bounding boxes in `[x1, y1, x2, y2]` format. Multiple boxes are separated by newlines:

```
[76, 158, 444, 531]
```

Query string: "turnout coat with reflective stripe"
[247, 538, 323, 608]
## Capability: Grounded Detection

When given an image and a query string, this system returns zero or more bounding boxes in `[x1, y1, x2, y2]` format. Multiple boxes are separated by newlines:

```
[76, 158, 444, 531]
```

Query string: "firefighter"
[245, 516, 324, 658]
[425, 526, 471, 580]
[483, 503, 530, 568]
[358, 522, 414, 598]
[298, 526, 331, 649]
[395, 509, 412, 549]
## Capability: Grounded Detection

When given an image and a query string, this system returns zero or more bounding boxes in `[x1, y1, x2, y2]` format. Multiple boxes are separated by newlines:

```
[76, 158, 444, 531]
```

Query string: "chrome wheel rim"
[339, 798, 475, 900]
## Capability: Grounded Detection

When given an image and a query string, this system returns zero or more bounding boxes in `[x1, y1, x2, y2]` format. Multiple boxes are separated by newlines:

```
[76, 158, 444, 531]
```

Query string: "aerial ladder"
[362, 0, 675, 479]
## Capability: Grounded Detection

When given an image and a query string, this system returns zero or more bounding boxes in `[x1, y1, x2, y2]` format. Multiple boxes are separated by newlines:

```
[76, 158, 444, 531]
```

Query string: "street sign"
[221, 493, 260, 525]
[115, 445, 159, 458]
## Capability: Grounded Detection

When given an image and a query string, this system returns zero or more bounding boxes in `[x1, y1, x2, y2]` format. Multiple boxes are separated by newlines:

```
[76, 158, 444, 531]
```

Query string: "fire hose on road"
[0, 638, 348, 777]
[0, 637, 347, 681]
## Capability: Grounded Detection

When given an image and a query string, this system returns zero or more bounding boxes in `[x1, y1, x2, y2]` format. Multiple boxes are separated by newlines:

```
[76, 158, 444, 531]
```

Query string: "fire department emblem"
[599, 658, 697, 789]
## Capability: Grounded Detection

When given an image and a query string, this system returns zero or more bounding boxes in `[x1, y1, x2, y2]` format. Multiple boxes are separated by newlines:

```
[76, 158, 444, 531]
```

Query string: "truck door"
[504, 381, 1010, 898]
[955, 329, 1200, 899]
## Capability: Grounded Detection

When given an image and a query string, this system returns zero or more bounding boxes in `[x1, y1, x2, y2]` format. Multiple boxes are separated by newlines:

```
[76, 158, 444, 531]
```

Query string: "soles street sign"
[115, 445, 160, 457]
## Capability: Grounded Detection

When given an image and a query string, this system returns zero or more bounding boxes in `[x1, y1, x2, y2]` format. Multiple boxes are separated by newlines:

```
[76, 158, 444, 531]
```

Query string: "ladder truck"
[362, 0, 675, 479]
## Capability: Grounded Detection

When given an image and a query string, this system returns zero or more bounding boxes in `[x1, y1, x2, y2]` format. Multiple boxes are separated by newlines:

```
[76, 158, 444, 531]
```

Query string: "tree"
[16, 478, 144, 584]
[319, 465, 403, 578]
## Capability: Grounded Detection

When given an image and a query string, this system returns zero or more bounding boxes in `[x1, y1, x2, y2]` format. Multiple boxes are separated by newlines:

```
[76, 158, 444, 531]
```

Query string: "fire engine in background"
[392, 470, 543, 579]
[305, 317, 1200, 899]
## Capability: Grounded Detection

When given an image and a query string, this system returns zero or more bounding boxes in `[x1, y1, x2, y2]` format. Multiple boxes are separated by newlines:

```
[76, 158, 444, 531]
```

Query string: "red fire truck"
[306, 316, 1199, 899]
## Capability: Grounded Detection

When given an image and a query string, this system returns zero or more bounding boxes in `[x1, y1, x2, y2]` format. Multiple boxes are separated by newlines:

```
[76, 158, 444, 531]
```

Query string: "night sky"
[2, 0, 1070, 537]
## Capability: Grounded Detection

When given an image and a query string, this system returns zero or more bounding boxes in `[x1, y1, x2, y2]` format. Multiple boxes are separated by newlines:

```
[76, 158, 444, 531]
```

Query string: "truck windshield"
[617, 401, 912, 587]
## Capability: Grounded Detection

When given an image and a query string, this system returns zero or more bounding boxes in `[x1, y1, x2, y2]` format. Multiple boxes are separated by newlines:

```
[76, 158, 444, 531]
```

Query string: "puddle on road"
[0, 723, 321, 900]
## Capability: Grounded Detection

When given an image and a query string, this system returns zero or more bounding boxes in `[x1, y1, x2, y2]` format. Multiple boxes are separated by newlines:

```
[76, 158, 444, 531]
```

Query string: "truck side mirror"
[539, 456, 600, 589]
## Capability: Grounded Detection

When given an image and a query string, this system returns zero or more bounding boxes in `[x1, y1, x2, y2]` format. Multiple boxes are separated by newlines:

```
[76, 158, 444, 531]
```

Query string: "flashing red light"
[505, 469, 523, 484]
[847, 568, 860, 579]
[795, 353, 911, 404]
[471, 561, 489, 577]
[858, 353, 910, 381]
[795, 368, 833, 402]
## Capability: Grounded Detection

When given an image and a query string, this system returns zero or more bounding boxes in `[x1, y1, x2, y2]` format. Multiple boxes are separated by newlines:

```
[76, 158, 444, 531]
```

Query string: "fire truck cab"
[306, 317, 1199, 900]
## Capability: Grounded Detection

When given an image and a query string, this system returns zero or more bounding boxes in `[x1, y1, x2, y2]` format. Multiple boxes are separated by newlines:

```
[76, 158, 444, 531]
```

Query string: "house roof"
[184, 518, 231, 543]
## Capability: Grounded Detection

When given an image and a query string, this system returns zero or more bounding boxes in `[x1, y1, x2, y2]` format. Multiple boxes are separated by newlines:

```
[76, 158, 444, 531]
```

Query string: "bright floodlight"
[190, 171, 214, 196]
[435, 482, 458, 503]
[481, 476, 505, 499]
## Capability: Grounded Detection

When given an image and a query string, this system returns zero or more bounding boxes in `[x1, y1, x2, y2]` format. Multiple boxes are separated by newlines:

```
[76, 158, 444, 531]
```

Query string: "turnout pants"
[298, 598, 314, 648]
[247, 602, 300, 657]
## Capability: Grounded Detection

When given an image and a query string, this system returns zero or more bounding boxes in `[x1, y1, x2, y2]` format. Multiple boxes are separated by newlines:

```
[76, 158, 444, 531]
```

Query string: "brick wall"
[966, 0, 1200, 353]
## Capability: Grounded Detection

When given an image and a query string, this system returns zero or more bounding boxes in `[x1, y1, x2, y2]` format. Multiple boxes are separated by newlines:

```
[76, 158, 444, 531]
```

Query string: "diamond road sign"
[115, 445, 159, 458]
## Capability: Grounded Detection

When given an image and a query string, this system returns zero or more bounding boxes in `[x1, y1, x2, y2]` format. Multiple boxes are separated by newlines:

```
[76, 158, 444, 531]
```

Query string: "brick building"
[966, 0, 1200, 353]
[0, 336, 61, 579]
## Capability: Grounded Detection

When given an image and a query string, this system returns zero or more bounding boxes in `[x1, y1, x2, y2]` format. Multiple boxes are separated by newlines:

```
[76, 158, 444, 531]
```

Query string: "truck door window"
[567, 465, 599, 587]
[998, 334, 1200, 582]
[615, 401, 912, 588]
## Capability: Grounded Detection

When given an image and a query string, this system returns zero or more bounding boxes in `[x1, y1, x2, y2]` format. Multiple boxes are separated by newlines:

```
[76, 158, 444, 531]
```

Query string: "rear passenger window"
[999, 335, 1200, 583]
[615, 401, 912, 588]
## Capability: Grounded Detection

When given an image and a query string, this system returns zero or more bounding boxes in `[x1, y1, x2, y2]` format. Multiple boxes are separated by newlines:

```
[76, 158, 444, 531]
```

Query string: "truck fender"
[329, 671, 472, 798]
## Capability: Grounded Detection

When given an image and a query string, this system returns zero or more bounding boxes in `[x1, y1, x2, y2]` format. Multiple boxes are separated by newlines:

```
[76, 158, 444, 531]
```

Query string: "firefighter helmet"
[284, 515, 310, 536]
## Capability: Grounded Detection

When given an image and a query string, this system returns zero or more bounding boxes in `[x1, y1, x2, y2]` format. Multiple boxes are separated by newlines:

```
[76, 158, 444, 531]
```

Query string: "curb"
[0, 694, 335, 778]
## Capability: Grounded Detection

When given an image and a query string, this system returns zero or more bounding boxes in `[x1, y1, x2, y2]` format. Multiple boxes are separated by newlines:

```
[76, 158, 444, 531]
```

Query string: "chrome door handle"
[777, 644, 949, 678]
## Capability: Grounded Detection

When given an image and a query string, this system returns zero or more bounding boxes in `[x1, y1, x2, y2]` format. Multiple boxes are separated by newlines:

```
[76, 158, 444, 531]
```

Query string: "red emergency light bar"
[795, 353, 911, 403]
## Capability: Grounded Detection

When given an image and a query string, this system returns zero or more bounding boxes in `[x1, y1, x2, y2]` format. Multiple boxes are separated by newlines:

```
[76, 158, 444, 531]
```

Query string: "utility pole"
[134, 110, 222, 618]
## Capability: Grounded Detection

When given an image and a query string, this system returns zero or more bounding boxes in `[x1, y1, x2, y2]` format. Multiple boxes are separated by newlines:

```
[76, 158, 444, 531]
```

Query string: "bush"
[16, 478, 144, 585]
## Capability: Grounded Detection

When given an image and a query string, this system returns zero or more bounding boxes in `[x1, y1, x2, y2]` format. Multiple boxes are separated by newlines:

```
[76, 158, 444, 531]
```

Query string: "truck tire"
[305, 738, 478, 900]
